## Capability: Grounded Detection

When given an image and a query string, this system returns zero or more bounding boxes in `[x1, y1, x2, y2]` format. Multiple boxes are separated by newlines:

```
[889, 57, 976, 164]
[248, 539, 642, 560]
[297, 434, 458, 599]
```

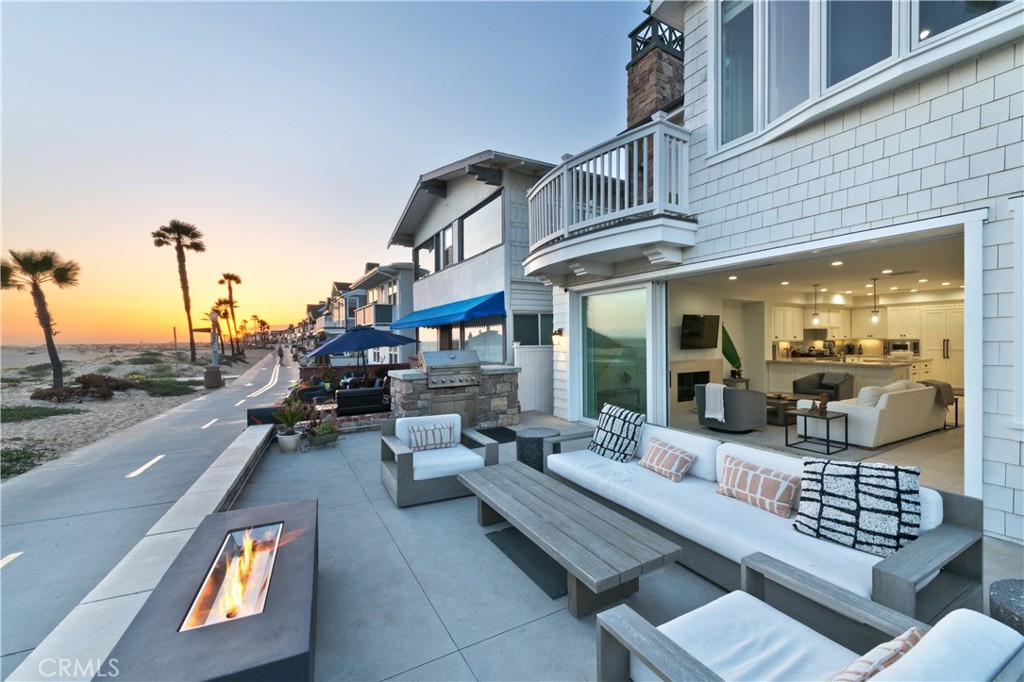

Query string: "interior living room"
[666, 229, 965, 491]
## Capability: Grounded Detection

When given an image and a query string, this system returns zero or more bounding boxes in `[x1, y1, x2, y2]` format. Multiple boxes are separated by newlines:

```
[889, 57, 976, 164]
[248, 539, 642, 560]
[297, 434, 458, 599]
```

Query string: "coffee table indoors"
[458, 462, 682, 617]
[785, 408, 849, 456]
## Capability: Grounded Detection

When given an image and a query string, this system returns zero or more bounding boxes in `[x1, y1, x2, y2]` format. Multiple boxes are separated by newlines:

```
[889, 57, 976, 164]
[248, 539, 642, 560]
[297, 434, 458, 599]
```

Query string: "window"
[720, 1, 754, 144]
[414, 239, 436, 277]
[462, 193, 503, 260]
[417, 326, 439, 353]
[441, 225, 454, 269]
[582, 289, 647, 419]
[513, 313, 554, 346]
[463, 317, 504, 363]
[917, 0, 1010, 43]
[827, 1, 892, 87]
[767, 1, 809, 122]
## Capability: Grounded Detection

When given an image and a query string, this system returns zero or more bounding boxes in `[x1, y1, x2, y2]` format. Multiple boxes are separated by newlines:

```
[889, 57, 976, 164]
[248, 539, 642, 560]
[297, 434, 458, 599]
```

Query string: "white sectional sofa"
[796, 380, 947, 448]
[544, 423, 981, 650]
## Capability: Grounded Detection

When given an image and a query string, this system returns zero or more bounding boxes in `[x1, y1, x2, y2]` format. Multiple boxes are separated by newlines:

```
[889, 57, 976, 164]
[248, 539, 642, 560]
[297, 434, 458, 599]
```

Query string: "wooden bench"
[458, 462, 683, 616]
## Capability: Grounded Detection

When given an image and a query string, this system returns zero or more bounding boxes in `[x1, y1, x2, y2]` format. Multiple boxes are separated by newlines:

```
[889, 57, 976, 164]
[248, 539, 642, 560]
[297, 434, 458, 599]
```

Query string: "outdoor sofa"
[598, 552, 1023, 682]
[544, 419, 981, 650]
[334, 386, 390, 415]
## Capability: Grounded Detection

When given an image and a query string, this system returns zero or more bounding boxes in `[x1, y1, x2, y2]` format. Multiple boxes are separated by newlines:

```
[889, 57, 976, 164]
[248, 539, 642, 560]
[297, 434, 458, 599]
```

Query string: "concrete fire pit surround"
[108, 499, 318, 682]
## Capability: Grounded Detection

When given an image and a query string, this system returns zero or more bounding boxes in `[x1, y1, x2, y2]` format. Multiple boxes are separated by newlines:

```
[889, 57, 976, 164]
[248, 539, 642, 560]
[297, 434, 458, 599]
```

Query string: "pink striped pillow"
[639, 437, 695, 482]
[408, 423, 457, 452]
[716, 454, 800, 517]
[831, 627, 925, 682]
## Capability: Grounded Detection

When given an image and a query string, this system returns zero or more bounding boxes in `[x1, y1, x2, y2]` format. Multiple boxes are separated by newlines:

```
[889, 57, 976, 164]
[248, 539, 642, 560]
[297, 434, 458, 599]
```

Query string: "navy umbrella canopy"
[307, 325, 416, 358]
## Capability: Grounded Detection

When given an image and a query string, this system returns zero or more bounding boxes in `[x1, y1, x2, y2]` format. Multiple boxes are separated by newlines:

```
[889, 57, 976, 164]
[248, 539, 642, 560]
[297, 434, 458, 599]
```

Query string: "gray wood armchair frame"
[380, 418, 499, 508]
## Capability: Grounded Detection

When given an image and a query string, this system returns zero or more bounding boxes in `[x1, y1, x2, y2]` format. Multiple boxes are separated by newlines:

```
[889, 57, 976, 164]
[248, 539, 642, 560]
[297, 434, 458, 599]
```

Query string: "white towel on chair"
[704, 383, 726, 421]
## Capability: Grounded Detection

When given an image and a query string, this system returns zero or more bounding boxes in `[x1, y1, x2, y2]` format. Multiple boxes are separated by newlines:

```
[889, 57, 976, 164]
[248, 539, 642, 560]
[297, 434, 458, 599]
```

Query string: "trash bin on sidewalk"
[515, 427, 559, 472]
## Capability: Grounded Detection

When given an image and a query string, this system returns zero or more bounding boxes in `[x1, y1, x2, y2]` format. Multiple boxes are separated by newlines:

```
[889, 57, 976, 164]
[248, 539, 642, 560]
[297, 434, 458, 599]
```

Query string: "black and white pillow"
[589, 404, 646, 462]
[793, 458, 921, 558]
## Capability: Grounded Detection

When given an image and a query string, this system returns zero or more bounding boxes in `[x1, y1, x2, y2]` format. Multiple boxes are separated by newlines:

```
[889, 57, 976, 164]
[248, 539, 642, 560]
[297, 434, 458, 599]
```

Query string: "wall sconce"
[551, 328, 564, 346]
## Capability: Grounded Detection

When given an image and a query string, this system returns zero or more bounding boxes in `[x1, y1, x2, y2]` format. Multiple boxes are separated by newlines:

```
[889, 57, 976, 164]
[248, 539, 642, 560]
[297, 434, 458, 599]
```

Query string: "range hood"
[803, 328, 828, 341]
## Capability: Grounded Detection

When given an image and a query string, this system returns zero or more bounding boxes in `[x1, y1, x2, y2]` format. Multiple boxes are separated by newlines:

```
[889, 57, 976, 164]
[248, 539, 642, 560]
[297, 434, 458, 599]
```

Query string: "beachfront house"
[524, 1, 1023, 542]
[387, 151, 558, 412]
[349, 262, 417, 366]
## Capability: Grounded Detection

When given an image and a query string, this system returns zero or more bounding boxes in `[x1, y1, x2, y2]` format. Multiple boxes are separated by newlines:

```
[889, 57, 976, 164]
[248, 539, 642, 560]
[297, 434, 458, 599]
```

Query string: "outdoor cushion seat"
[380, 414, 498, 507]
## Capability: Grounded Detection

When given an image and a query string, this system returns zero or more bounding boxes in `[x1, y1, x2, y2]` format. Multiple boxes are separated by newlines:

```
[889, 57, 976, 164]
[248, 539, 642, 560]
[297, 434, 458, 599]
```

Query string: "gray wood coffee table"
[458, 461, 683, 616]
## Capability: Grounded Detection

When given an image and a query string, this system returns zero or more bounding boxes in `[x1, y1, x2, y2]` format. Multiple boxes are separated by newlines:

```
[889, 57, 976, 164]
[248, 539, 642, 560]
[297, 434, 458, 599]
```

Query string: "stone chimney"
[626, 16, 685, 129]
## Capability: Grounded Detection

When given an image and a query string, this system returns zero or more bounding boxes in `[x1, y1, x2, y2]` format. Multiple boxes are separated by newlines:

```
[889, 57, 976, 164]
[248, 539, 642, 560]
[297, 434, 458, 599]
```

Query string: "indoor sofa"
[796, 380, 947, 448]
[543, 423, 981, 650]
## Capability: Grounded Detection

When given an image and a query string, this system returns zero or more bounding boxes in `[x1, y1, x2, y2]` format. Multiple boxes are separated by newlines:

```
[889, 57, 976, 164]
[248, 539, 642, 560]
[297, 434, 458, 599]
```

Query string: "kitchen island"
[766, 357, 933, 394]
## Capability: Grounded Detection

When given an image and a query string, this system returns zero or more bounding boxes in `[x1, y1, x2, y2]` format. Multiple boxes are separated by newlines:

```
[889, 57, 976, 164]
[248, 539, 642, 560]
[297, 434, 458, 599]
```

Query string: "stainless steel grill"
[421, 350, 482, 388]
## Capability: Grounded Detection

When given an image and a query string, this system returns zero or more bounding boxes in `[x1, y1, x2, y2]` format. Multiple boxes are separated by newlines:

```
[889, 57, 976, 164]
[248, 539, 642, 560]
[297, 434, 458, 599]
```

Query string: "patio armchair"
[793, 371, 855, 400]
[597, 552, 1023, 682]
[380, 414, 498, 508]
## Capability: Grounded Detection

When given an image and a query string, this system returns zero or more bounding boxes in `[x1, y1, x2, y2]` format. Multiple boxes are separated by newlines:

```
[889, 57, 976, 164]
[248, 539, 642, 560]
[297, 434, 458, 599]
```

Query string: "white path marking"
[235, 400, 246, 406]
[247, 361, 281, 398]
[1, 552, 24, 568]
[200, 419, 218, 429]
[126, 455, 165, 479]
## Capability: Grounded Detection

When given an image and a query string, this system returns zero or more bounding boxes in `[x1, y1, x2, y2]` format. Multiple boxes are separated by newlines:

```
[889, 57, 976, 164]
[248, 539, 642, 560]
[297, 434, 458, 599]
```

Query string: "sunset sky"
[2, 1, 642, 345]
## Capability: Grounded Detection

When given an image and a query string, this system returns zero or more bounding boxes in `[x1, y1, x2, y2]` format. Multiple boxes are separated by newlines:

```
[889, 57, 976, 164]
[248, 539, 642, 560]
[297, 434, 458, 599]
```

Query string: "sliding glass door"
[581, 288, 648, 419]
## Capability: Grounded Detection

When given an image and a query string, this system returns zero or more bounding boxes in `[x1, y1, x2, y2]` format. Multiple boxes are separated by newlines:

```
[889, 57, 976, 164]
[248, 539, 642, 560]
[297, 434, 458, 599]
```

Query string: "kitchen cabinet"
[922, 304, 964, 389]
[909, 360, 932, 382]
[888, 306, 922, 338]
[771, 306, 803, 341]
[829, 309, 851, 339]
[851, 308, 888, 338]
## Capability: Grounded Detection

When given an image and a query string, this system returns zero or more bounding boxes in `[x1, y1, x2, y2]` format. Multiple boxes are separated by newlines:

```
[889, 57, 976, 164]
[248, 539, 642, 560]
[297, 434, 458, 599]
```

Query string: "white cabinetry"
[888, 306, 922, 338]
[771, 306, 803, 341]
[921, 304, 964, 389]
[829, 309, 851, 339]
[909, 360, 932, 382]
[851, 308, 888, 338]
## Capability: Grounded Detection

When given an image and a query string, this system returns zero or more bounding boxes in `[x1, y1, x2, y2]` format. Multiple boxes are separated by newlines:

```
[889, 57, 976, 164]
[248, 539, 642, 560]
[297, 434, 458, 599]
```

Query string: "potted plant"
[722, 325, 743, 378]
[318, 366, 336, 393]
[273, 399, 308, 452]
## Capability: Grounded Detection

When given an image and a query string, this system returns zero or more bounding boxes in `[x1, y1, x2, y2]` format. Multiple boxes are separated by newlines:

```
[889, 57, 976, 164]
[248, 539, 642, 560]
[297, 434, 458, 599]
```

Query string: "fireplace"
[108, 500, 318, 682]
[677, 371, 710, 402]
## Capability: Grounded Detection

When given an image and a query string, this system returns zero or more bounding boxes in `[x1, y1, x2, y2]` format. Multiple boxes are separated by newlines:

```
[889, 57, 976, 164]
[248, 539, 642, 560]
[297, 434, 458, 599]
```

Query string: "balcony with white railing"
[524, 112, 697, 284]
[355, 303, 394, 327]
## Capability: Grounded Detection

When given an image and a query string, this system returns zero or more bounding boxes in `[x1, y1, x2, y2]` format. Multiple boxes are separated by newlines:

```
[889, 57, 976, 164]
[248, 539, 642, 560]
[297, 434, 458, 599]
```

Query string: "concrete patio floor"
[232, 412, 1023, 681]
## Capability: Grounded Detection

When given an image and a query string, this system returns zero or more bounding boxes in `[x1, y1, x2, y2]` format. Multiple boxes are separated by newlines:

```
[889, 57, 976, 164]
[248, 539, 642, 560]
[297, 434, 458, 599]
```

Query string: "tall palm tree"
[152, 220, 205, 362]
[1, 249, 81, 389]
[251, 314, 260, 347]
[218, 272, 242, 355]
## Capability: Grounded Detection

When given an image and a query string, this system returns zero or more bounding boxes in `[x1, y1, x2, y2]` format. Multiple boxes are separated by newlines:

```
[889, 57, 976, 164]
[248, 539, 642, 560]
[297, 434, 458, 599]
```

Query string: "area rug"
[475, 426, 518, 444]
[486, 527, 567, 599]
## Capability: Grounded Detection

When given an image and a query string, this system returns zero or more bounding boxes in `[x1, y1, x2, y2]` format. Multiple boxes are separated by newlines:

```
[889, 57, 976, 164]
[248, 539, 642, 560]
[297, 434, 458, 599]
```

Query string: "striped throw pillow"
[831, 626, 925, 682]
[716, 455, 800, 517]
[407, 423, 457, 452]
[639, 437, 695, 482]
[589, 404, 646, 462]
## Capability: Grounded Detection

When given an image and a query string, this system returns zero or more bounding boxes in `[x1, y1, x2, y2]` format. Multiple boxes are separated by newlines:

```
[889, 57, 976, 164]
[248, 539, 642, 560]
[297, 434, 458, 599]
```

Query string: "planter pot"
[278, 432, 302, 452]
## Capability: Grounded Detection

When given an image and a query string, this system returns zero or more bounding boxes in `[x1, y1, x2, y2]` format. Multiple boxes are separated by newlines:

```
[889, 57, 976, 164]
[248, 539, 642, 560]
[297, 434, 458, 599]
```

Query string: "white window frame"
[706, 0, 1022, 164]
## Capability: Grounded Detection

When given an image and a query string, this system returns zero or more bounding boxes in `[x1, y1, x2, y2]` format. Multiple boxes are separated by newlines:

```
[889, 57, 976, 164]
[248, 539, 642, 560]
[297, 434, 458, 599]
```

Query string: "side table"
[785, 408, 848, 456]
[516, 427, 559, 472]
[990, 579, 1024, 635]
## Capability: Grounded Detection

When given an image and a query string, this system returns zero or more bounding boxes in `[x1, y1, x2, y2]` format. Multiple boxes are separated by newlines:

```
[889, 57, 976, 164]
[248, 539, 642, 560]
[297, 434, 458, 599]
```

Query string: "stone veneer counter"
[766, 358, 933, 394]
[389, 364, 521, 428]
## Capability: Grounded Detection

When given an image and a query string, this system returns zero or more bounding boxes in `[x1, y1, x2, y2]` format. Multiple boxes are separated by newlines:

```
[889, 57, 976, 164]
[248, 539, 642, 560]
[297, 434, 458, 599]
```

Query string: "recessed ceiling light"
[780, 281, 789, 286]
[941, 282, 951, 286]
[728, 275, 737, 280]
[866, 283, 874, 288]
[882, 269, 893, 274]
[844, 290, 853, 294]
[960, 284, 965, 288]
[831, 261, 843, 266]
[911, 289, 918, 293]
[918, 278, 928, 283]
[890, 286, 898, 290]
[821, 288, 828, 292]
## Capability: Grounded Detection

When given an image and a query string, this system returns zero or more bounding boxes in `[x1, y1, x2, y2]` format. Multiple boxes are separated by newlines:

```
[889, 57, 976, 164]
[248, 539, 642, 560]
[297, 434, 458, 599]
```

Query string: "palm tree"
[251, 314, 260, 347]
[1, 250, 81, 389]
[218, 273, 242, 355]
[152, 220, 206, 362]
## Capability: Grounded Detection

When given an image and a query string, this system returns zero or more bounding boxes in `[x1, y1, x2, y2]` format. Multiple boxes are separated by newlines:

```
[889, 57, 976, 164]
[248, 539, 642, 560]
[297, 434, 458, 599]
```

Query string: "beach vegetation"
[138, 380, 196, 397]
[152, 219, 206, 363]
[2, 445, 55, 479]
[1, 249, 81, 389]
[126, 352, 163, 365]
[2, 405, 86, 423]
[20, 363, 55, 378]
[96, 365, 114, 373]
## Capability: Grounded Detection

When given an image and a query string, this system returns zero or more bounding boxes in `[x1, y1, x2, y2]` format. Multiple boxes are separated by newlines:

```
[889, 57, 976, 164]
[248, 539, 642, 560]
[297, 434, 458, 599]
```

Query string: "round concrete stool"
[990, 579, 1024, 635]
[515, 427, 559, 472]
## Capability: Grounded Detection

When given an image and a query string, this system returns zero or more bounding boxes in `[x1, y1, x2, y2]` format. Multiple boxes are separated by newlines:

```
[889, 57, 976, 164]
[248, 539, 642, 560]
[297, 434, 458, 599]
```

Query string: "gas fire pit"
[108, 499, 318, 681]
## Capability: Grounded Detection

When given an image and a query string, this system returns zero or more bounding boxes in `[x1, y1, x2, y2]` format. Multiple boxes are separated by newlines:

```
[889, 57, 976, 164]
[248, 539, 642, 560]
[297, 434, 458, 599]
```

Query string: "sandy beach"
[1, 343, 261, 477]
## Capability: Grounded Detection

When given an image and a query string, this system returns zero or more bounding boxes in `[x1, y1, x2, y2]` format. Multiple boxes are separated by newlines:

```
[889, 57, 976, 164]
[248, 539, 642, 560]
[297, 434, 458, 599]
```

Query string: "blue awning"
[390, 291, 505, 329]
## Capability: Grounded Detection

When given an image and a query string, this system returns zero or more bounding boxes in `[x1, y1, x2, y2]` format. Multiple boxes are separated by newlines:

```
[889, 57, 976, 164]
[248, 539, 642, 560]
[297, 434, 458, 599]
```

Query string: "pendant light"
[811, 284, 820, 326]
[870, 278, 880, 324]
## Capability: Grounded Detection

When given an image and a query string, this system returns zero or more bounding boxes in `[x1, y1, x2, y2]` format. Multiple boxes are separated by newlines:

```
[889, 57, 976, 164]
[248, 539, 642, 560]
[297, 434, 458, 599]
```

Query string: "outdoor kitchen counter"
[766, 358, 933, 394]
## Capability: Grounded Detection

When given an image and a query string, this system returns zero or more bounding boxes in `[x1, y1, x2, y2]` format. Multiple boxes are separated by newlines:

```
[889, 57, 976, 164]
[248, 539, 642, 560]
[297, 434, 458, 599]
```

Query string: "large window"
[827, 1, 892, 87]
[462, 194, 502, 261]
[768, 0, 809, 122]
[582, 289, 647, 419]
[917, 0, 1010, 43]
[463, 317, 504, 363]
[414, 191, 503, 279]
[513, 313, 554, 346]
[720, 1, 754, 144]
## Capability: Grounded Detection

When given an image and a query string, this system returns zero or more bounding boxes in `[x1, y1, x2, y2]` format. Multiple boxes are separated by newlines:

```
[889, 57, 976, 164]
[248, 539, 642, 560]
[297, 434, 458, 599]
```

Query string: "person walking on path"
[277, 344, 285, 365]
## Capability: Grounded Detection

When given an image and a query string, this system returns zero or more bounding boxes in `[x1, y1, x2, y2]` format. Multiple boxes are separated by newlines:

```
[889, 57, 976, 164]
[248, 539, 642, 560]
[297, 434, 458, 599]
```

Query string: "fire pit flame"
[181, 523, 282, 631]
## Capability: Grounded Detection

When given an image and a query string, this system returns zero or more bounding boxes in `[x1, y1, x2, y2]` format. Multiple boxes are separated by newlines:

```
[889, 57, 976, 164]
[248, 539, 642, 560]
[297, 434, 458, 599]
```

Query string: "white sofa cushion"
[831, 626, 924, 682]
[630, 591, 855, 682]
[412, 446, 484, 481]
[873, 609, 1024, 681]
[857, 385, 886, 406]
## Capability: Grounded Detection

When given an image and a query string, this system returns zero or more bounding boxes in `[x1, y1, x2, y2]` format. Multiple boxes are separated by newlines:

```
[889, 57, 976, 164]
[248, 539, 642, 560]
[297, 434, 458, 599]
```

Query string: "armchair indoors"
[694, 384, 767, 433]
[793, 371, 855, 400]
[380, 414, 498, 508]
[597, 553, 1023, 682]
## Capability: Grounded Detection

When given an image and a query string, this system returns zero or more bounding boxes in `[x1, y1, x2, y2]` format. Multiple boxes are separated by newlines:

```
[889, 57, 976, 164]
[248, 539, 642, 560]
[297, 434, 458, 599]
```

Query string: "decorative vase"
[278, 432, 302, 452]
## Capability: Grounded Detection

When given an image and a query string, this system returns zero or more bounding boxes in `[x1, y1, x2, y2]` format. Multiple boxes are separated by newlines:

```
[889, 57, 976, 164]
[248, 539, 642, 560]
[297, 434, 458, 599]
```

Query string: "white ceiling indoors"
[700, 232, 965, 306]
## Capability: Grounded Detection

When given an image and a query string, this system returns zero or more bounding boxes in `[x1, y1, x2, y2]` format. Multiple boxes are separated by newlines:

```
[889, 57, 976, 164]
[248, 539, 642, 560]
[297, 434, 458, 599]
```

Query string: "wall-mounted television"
[680, 314, 720, 349]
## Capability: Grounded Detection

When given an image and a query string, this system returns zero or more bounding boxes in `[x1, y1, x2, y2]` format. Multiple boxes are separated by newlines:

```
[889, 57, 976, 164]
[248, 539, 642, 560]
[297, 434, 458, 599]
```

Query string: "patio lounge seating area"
[227, 414, 1022, 681]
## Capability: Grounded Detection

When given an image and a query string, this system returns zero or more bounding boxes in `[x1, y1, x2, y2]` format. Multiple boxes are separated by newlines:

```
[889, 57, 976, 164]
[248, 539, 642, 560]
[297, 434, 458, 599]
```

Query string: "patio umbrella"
[306, 325, 416, 370]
